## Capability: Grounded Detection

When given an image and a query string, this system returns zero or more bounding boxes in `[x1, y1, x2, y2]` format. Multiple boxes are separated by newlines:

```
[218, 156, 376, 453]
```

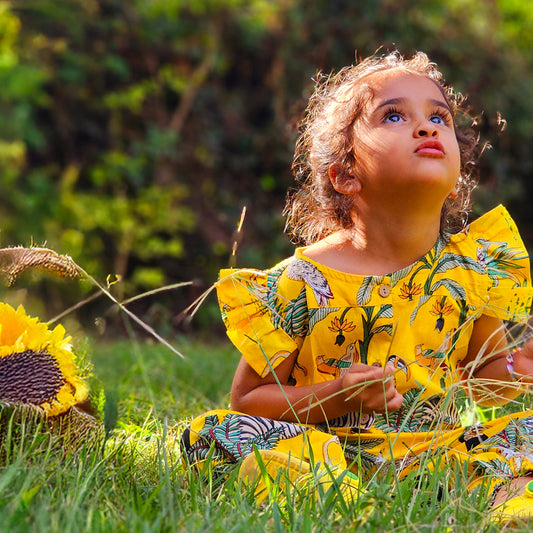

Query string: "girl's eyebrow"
[375, 97, 451, 113]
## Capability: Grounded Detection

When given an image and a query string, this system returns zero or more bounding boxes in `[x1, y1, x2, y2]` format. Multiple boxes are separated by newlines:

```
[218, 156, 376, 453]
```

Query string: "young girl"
[182, 51, 533, 521]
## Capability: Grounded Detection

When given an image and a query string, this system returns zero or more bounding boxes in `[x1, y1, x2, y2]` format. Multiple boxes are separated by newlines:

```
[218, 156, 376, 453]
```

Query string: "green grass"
[0, 336, 531, 532]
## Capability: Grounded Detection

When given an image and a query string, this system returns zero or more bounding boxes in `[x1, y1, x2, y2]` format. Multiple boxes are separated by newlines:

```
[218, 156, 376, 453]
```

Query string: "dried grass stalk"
[0, 246, 83, 285]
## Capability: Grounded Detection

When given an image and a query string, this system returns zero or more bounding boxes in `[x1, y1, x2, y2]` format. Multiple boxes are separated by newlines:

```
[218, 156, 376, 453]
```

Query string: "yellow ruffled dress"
[182, 205, 533, 494]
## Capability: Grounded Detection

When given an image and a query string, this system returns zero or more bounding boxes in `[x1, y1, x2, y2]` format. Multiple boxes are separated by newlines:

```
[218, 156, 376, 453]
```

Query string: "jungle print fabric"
[183, 205, 533, 489]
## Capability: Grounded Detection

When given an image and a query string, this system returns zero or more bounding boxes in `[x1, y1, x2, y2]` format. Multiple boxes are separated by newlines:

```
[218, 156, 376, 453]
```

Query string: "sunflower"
[0, 303, 88, 416]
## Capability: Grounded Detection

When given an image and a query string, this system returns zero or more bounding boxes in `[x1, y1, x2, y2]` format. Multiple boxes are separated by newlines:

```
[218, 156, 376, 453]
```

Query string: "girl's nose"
[415, 123, 438, 138]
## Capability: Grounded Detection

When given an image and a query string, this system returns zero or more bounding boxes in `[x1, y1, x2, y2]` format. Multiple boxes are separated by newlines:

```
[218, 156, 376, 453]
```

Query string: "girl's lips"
[415, 140, 445, 156]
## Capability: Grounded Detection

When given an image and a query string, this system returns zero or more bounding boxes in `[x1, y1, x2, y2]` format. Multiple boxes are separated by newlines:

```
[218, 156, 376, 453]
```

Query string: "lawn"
[0, 335, 531, 532]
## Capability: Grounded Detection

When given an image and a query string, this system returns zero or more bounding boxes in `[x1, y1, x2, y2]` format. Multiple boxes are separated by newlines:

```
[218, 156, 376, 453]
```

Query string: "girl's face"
[350, 70, 461, 210]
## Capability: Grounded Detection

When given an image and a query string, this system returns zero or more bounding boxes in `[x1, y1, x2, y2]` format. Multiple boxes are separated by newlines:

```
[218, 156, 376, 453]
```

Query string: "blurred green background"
[1, 0, 532, 340]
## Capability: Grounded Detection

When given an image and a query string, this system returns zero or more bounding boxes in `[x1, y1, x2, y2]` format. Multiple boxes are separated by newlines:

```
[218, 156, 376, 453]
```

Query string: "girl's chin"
[406, 179, 457, 198]
[377, 188, 453, 212]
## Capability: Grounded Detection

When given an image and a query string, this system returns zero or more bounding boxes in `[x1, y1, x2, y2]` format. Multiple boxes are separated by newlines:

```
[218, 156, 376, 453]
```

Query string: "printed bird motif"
[316, 342, 358, 378]
[286, 259, 333, 307]
[414, 331, 453, 371]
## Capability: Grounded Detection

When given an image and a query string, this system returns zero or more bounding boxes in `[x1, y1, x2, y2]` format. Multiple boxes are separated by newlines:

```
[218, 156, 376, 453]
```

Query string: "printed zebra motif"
[205, 413, 307, 460]
[317, 411, 375, 431]
[236, 414, 306, 443]
[188, 413, 307, 462]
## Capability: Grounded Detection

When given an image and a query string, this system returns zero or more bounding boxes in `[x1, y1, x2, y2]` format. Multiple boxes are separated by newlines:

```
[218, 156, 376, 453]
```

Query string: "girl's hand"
[231, 352, 404, 424]
[341, 363, 404, 414]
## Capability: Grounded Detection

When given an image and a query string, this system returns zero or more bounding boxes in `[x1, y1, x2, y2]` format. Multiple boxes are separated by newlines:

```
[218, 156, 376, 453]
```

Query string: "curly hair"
[285, 51, 480, 245]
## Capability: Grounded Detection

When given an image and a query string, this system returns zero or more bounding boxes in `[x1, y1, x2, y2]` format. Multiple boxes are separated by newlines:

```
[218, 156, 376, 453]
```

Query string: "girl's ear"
[328, 163, 361, 195]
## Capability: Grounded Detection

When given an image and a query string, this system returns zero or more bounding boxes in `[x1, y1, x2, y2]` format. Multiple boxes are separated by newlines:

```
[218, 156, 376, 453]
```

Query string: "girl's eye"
[430, 115, 445, 125]
[383, 109, 405, 123]
[429, 110, 452, 126]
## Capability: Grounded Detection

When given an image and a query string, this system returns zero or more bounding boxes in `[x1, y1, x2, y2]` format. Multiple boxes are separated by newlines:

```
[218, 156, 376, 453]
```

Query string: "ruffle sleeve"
[216, 258, 307, 377]
[461, 205, 533, 321]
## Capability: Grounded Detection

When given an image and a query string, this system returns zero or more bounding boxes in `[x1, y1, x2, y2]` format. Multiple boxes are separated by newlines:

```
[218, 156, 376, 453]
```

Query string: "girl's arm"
[230, 351, 404, 424]
[462, 314, 533, 406]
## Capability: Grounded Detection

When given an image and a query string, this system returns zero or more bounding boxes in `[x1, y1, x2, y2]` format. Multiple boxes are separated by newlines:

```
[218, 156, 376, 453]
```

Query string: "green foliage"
[0, 0, 533, 329]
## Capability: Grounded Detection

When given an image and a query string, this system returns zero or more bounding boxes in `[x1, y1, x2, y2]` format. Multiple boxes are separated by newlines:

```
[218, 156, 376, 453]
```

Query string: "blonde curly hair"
[285, 50, 480, 244]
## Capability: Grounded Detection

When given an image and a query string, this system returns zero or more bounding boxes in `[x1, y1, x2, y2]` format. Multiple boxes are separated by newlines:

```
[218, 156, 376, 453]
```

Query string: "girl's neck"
[304, 207, 442, 276]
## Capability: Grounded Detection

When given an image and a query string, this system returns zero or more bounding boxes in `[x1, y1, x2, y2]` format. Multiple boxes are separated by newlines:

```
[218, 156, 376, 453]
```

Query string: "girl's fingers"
[387, 391, 404, 411]
[343, 362, 403, 412]
[382, 365, 403, 411]
[383, 363, 396, 377]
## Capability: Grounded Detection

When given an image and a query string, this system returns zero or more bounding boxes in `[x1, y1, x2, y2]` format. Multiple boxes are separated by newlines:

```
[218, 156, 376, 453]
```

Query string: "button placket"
[378, 281, 391, 298]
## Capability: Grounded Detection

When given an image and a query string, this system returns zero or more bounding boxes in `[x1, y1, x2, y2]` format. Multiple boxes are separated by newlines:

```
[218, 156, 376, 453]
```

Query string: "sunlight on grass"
[0, 253, 531, 530]
[0, 331, 528, 532]
[0, 333, 532, 531]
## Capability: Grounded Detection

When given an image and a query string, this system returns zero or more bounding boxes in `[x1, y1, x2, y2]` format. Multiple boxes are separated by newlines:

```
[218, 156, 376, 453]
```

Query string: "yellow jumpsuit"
[182, 205, 533, 494]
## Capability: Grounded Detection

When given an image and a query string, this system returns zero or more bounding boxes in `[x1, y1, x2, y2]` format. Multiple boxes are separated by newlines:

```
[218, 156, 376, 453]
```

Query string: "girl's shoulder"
[217, 248, 349, 312]
[446, 204, 532, 321]
[217, 255, 306, 305]
[448, 204, 527, 253]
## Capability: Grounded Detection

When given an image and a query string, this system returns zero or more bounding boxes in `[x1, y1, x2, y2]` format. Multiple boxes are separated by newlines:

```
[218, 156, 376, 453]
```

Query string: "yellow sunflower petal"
[0, 302, 88, 416]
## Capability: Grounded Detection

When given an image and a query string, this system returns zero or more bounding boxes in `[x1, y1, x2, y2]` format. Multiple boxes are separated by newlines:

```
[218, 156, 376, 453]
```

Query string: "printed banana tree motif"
[415, 330, 454, 387]
[247, 263, 310, 338]
[475, 457, 513, 478]
[259, 258, 336, 338]
[357, 275, 384, 306]
[374, 388, 421, 433]
[328, 307, 356, 346]
[414, 301, 472, 389]
[246, 262, 341, 339]
[475, 416, 533, 453]
[409, 251, 485, 324]
[374, 390, 459, 433]
[476, 238, 528, 287]
[451, 299, 474, 350]
[309, 307, 340, 335]
[431, 296, 454, 332]
[245, 261, 287, 315]
[399, 281, 422, 301]
[270, 286, 309, 337]
[413, 298, 472, 388]
[358, 304, 393, 364]
[356, 237, 450, 305]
